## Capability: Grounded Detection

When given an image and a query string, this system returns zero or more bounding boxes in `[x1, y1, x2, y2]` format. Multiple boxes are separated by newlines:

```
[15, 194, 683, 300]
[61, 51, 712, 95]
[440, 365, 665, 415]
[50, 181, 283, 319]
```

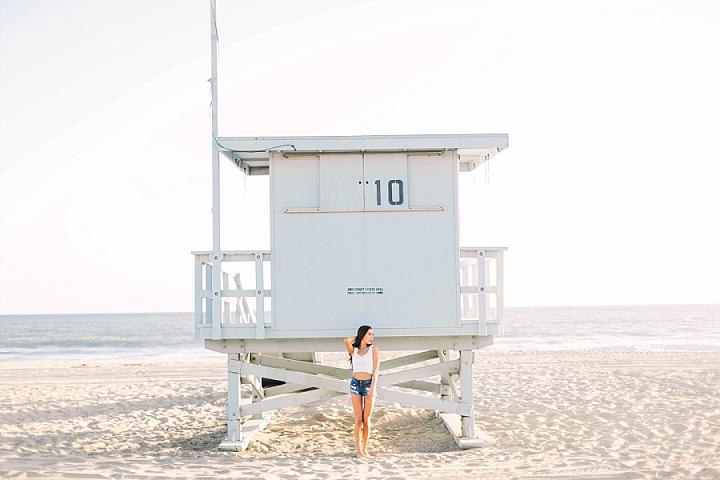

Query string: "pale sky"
[1, 0, 718, 314]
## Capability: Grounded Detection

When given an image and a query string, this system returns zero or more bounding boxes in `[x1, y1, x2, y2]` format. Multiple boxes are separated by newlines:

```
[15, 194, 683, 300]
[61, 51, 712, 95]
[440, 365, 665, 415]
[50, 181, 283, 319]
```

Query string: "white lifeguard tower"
[194, 3, 508, 452]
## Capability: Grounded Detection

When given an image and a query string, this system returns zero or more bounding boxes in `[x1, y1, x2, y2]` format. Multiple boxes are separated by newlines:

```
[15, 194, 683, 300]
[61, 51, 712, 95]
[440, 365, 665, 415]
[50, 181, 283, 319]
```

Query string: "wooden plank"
[239, 274, 256, 323]
[219, 289, 259, 298]
[439, 413, 484, 449]
[231, 275, 247, 323]
[476, 251, 486, 332]
[194, 255, 204, 336]
[255, 253, 265, 339]
[264, 383, 315, 397]
[212, 256, 222, 340]
[459, 258, 476, 269]
[192, 250, 270, 261]
[462, 266, 471, 317]
[284, 207, 444, 213]
[377, 350, 439, 370]
[379, 359, 460, 386]
[395, 380, 449, 395]
[205, 264, 213, 334]
[243, 374, 265, 400]
[459, 350, 475, 438]
[218, 415, 273, 452]
[251, 354, 352, 378]
[231, 360, 350, 394]
[239, 389, 344, 417]
[496, 250, 505, 325]
[437, 350, 461, 401]
[222, 271, 230, 325]
[459, 247, 507, 258]
[376, 388, 472, 416]
[227, 354, 242, 441]
[459, 351, 473, 402]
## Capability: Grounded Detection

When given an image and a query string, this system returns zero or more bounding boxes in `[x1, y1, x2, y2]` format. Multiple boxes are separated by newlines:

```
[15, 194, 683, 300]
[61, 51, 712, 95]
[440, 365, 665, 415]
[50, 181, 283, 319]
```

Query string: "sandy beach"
[1, 350, 718, 479]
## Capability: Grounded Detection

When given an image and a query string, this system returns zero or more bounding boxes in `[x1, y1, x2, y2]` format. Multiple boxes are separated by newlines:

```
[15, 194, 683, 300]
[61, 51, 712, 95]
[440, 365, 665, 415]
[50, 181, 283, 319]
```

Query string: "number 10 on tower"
[374, 179, 404, 206]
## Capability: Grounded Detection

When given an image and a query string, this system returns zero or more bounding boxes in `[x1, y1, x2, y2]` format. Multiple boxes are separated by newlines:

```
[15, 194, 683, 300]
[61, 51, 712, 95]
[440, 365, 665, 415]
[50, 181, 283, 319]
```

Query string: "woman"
[344, 325, 379, 457]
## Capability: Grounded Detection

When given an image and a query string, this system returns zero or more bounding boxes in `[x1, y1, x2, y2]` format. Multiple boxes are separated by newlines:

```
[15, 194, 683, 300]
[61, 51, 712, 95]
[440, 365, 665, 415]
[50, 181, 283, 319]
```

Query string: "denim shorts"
[350, 377, 372, 397]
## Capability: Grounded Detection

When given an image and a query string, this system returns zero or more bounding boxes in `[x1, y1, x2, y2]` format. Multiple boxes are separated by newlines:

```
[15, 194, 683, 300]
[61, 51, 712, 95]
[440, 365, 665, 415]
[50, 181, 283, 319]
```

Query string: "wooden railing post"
[205, 260, 214, 334]
[194, 255, 204, 339]
[255, 253, 265, 339]
[476, 250, 486, 336]
[227, 354, 241, 442]
[496, 250, 505, 331]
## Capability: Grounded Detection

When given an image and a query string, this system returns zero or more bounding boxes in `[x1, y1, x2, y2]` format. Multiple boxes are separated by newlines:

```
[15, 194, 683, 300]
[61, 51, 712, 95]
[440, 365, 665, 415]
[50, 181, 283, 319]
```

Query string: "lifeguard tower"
[193, 3, 508, 452]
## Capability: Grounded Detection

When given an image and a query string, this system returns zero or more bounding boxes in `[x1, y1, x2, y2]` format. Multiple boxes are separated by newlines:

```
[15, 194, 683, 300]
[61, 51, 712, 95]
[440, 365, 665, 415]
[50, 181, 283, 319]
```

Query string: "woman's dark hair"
[349, 325, 373, 366]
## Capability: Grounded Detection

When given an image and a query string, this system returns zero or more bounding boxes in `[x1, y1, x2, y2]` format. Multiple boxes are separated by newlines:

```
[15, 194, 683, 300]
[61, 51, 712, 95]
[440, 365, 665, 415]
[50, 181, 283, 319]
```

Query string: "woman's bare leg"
[361, 395, 375, 455]
[351, 394, 366, 457]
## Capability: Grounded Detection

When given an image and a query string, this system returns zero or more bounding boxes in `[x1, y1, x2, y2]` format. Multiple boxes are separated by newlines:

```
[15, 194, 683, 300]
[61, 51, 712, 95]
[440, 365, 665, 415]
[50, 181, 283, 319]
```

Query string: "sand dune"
[0, 350, 718, 478]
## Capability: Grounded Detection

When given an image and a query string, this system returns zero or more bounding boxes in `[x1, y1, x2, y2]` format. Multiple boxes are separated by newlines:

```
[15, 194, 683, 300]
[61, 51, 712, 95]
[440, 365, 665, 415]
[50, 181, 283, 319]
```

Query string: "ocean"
[0, 312, 213, 363]
[0, 304, 718, 362]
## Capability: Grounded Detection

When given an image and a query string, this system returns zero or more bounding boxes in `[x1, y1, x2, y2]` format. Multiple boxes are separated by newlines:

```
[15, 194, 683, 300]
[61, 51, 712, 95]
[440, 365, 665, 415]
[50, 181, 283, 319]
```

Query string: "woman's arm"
[344, 337, 354, 355]
[369, 345, 380, 396]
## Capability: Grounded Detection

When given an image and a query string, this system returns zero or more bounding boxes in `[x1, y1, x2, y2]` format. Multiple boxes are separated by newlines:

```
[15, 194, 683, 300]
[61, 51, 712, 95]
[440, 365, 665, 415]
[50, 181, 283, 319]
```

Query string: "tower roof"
[216, 134, 509, 175]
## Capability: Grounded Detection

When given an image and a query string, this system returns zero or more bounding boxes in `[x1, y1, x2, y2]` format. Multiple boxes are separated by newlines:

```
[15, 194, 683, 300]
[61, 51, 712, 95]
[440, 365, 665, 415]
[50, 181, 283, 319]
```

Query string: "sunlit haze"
[1, 0, 718, 314]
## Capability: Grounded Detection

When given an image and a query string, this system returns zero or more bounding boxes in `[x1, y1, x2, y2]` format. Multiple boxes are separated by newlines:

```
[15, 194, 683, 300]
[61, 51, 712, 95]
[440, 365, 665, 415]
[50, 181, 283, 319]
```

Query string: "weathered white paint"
[270, 151, 461, 333]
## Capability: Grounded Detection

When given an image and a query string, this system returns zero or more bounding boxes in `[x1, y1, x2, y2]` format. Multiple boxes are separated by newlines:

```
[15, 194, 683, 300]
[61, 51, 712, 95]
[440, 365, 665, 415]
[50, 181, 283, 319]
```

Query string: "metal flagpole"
[210, 0, 222, 340]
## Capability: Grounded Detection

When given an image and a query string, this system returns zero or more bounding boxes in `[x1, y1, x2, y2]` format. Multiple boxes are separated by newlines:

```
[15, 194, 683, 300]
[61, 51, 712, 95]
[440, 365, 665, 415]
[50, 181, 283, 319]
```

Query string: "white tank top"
[353, 347, 374, 375]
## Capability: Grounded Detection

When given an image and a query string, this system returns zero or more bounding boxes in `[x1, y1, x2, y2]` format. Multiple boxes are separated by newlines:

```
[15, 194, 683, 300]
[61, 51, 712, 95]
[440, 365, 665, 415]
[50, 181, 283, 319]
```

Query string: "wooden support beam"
[194, 255, 203, 336]
[437, 350, 461, 401]
[251, 354, 352, 378]
[231, 360, 350, 393]
[243, 374, 265, 401]
[264, 383, 316, 397]
[395, 380, 451, 395]
[227, 354, 242, 441]
[240, 388, 344, 417]
[459, 350, 476, 438]
[378, 350, 439, 370]
[379, 359, 460, 386]
[254, 253, 265, 339]
[375, 388, 472, 416]
[439, 413, 484, 449]
[218, 415, 272, 452]
[476, 250, 487, 336]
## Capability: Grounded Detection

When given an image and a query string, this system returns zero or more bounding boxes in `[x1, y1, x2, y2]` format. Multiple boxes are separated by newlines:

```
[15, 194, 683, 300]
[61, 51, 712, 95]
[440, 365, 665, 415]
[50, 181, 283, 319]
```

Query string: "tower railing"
[193, 251, 271, 340]
[459, 247, 507, 335]
[193, 247, 505, 339]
